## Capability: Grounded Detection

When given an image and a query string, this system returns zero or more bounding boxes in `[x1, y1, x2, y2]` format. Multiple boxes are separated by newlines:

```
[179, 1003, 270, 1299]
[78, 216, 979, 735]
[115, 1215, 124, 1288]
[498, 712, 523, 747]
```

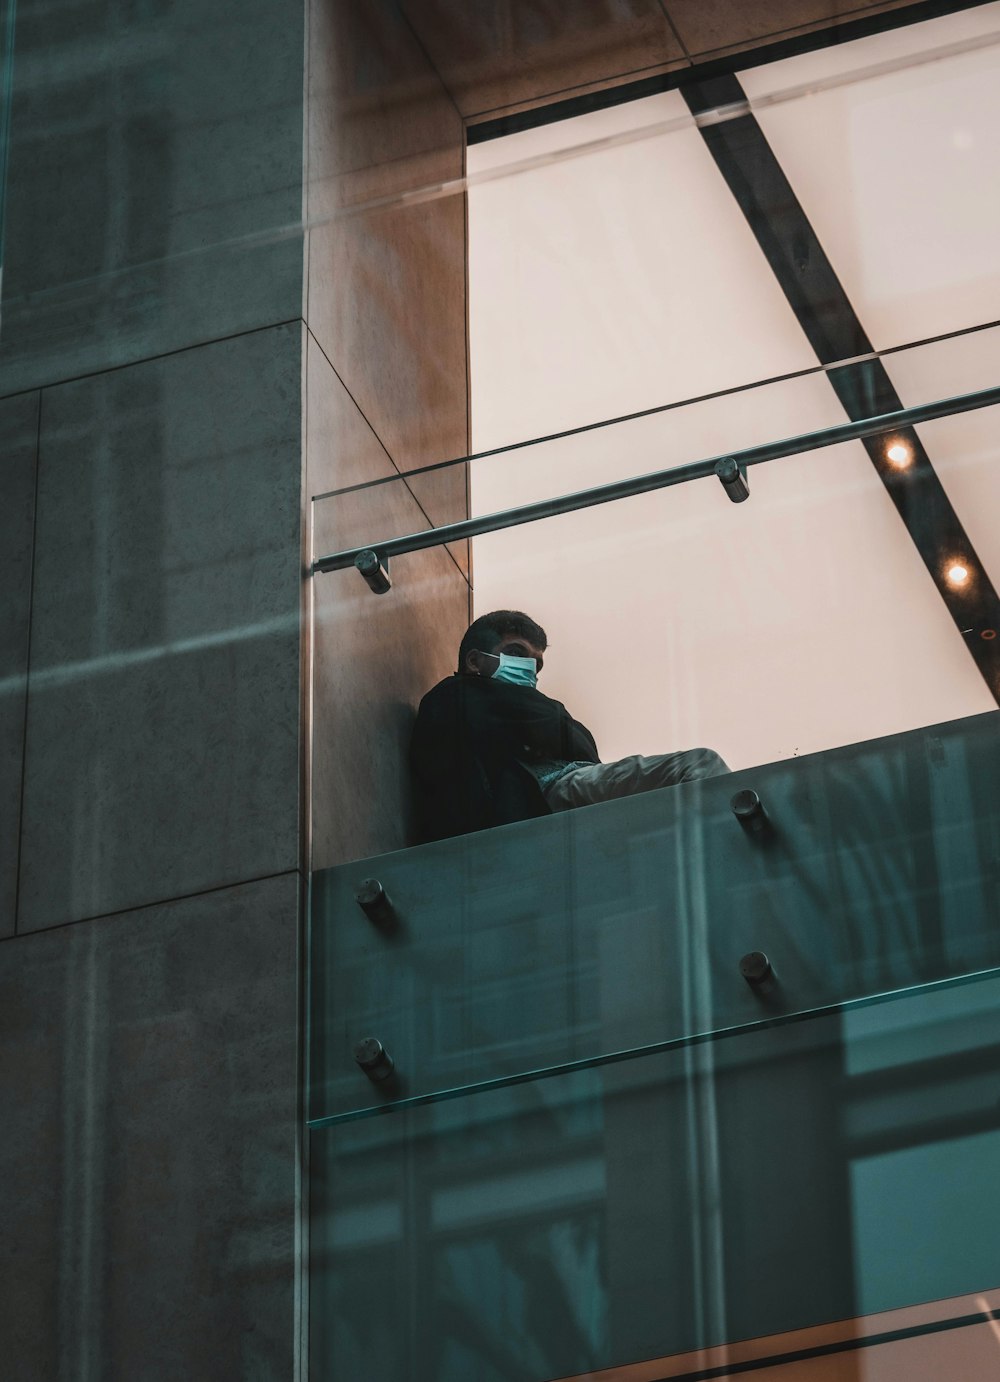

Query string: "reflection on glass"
[310, 692, 1000, 1128]
[308, 11, 1000, 1382]
[313, 325, 1000, 542]
[311, 971, 1000, 1381]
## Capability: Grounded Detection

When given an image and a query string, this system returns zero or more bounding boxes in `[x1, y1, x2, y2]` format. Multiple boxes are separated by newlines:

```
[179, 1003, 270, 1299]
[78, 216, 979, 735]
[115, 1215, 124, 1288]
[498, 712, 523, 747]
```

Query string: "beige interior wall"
[464, 58, 998, 772]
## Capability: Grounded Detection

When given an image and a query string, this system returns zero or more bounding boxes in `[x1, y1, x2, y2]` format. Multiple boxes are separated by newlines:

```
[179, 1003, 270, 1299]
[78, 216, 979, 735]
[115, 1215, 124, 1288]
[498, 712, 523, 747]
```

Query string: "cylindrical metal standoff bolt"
[715, 456, 750, 503]
[355, 549, 391, 595]
[355, 878, 394, 925]
[353, 1037, 395, 1082]
[731, 788, 767, 832]
[740, 951, 774, 989]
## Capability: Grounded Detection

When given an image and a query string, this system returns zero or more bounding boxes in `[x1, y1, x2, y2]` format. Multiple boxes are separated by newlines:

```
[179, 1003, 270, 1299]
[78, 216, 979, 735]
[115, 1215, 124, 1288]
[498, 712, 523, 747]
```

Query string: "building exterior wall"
[0, 0, 308, 1375]
[0, 1, 981, 1379]
[0, 0, 474, 1373]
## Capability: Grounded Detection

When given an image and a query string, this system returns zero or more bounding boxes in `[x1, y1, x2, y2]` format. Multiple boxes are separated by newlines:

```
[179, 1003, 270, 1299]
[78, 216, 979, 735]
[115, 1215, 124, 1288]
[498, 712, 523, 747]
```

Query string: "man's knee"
[686, 747, 730, 780]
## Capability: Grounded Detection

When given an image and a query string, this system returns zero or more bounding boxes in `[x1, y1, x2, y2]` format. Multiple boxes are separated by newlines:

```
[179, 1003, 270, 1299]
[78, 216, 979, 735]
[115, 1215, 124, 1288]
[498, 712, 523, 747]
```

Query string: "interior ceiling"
[399, 0, 928, 121]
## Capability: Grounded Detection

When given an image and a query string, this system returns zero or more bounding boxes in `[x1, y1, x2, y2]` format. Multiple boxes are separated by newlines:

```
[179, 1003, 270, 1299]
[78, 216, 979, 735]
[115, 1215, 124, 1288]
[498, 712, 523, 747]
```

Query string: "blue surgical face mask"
[492, 653, 537, 689]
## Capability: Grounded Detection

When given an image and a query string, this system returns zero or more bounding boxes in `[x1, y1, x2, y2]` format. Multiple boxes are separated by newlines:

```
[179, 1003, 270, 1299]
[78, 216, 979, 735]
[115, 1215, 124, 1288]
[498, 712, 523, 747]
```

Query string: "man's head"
[458, 610, 548, 679]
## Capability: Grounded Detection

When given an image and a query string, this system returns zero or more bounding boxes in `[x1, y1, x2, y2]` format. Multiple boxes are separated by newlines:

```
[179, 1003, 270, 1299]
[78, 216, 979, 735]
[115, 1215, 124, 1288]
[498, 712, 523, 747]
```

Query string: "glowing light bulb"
[947, 563, 970, 587]
[886, 440, 911, 467]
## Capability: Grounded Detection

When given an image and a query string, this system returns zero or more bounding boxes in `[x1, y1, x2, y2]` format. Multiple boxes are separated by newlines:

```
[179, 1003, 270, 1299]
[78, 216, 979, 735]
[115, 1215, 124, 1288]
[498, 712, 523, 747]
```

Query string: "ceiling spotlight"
[715, 456, 750, 503]
[947, 563, 970, 587]
[885, 440, 912, 468]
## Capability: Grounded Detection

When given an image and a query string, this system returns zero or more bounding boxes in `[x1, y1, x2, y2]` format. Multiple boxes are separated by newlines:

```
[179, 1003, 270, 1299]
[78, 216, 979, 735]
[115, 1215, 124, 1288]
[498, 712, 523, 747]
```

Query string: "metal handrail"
[312, 383, 1000, 575]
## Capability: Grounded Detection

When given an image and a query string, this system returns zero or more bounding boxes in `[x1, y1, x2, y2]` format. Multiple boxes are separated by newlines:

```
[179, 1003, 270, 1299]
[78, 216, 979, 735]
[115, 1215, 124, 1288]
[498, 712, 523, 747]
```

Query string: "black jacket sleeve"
[410, 675, 600, 841]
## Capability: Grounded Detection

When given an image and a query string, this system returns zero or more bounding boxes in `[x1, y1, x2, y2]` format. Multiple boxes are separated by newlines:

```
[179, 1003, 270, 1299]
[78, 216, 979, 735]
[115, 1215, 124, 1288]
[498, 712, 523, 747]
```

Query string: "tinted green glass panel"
[311, 966, 1000, 1380]
[310, 711, 1000, 1124]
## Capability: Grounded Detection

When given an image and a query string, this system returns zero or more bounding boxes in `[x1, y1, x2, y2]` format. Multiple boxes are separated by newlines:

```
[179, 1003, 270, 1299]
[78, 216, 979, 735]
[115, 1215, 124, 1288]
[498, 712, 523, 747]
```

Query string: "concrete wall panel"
[0, 393, 39, 936]
[17, 325, 304, 932]
[0, 0, 304, 398]
[0, 871, 299, 1382]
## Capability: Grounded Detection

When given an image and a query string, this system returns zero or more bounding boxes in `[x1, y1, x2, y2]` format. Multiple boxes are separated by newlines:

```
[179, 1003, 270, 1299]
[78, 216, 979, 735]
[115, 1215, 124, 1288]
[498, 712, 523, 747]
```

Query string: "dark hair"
[457, 610, 548, 672]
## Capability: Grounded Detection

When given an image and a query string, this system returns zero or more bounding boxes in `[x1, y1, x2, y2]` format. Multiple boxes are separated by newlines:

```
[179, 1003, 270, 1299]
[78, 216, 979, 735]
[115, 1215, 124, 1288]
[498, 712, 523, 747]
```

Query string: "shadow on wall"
[305, 0, 472, 870]
[311, 545, 470, 870]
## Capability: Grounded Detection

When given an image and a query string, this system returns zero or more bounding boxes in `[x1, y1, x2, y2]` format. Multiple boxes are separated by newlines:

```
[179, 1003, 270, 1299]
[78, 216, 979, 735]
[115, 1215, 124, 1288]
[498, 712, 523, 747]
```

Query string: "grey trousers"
[542, 748, 730, 812]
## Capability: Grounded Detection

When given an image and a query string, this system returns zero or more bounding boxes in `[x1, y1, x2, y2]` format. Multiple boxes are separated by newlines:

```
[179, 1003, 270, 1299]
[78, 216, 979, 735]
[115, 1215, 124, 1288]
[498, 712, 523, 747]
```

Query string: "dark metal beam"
[682, 72, 1000, 703]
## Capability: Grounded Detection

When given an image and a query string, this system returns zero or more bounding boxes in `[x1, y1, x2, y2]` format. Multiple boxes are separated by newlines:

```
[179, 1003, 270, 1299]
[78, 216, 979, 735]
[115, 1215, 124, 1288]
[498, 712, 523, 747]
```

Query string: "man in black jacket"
[411, 610, 729, 842]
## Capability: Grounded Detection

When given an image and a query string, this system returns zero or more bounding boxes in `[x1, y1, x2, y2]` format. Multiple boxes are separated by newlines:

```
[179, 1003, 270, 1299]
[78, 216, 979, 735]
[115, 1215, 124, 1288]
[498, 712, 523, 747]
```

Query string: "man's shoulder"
[415, 675, 478, 725]
[418, 674, 465, 708]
